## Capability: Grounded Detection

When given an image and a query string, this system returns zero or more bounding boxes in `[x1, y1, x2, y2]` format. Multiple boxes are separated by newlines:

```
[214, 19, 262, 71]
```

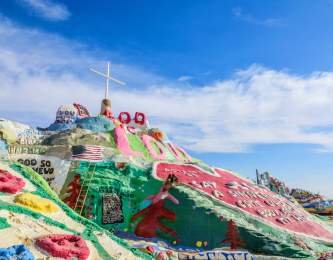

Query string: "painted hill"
[1, 103, 333, 259]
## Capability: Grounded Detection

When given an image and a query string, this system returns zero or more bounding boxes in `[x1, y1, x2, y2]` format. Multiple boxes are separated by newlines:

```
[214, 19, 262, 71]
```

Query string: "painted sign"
[10, 154, 70, 194]
[8, 145, 48, 155]
[118, 112, 150, 130]
[153, 162, 333, 241]
[102, 193, 124, 224]
[16, 129, 54, 145]
[177, 250, 254, 260]
[73, 103, 90, 118]
[55, 104, 78, 124]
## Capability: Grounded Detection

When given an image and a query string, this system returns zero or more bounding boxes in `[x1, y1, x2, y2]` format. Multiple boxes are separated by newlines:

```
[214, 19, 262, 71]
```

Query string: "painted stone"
[0, 169, 25, 194]
[14, 193, 59, 213]
[0, 244, 34, 260]
[36, 234, 89, 260]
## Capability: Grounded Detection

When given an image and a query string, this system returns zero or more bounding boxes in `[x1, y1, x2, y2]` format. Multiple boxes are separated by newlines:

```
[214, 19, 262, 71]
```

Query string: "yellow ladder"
[73, 162, 97, 216]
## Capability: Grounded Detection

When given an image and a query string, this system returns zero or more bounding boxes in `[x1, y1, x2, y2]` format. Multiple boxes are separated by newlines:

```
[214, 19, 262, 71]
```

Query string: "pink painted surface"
[114, 126, 144, 158]
[0, 169, 25, 194]
[145, 187, 179, 205]
[36, 234, 90, 260]
[154, 162, 333, 241]
[114, 124, 192, 162]
[141, 135, 168, 160]
[166, 143, 192, 162]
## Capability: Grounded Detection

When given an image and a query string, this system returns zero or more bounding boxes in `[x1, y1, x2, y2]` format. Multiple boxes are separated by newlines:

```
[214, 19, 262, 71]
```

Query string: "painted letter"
[114, 126, 144, 158]
[118, 112, 131, 124]
[166, 142, 192, 162]
[141, 135, 168, 160]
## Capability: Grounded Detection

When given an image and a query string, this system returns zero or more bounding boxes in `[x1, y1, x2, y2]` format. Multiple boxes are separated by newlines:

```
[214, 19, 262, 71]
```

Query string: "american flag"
[71, 145, 103, 162]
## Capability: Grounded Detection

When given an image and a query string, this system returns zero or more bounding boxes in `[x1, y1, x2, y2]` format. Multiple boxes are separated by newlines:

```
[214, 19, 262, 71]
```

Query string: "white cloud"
[2, 16, 333, 197]
[19, 0, 70, 21]
[232, 7, 285, 27]
[2, 16, 333, 155]
[178, 75, 192, 82]
[113, 68, 333, 154]
[0, 17, 166, 123]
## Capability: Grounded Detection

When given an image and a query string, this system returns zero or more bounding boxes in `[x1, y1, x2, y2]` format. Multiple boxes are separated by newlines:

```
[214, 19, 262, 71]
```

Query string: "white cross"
[90, 61, 125, 99]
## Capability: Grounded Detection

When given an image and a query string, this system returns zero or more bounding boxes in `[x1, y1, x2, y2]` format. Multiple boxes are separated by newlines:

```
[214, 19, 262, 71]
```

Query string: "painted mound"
[1, 105, 333, 259]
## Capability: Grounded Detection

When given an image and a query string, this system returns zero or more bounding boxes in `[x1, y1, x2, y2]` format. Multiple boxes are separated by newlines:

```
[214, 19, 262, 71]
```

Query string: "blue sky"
[1, 0, 333, 196]
[3, 0, 333, 81]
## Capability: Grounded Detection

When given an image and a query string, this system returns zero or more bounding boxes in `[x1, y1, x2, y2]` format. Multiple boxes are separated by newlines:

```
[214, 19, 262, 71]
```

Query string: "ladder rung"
[73, 162, 96, 214]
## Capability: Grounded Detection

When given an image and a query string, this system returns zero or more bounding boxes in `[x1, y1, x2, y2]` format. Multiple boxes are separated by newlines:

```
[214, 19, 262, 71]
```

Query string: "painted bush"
[36, 234, 89, 260]
[0, 244, 34, 260]
[0, 169, 25, 194]
[14, 193, 59, 213]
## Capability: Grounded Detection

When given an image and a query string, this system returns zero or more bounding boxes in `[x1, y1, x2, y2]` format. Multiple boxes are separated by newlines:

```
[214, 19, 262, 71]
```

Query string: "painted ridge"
[153, 162, 333, 241]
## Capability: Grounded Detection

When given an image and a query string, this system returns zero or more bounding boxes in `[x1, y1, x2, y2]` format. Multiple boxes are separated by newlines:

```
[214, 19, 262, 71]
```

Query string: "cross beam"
[90, 62, 125, 99]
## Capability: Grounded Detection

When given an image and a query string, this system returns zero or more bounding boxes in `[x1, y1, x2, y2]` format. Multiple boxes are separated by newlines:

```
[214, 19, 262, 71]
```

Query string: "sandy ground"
[94, 231, 142, 260]
[0, 209, 142, 259]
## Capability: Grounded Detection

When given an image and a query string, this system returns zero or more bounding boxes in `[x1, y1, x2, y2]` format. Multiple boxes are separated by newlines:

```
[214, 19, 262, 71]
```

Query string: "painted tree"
[222, 220, 244, 250]
[63, 175, 81, 208]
